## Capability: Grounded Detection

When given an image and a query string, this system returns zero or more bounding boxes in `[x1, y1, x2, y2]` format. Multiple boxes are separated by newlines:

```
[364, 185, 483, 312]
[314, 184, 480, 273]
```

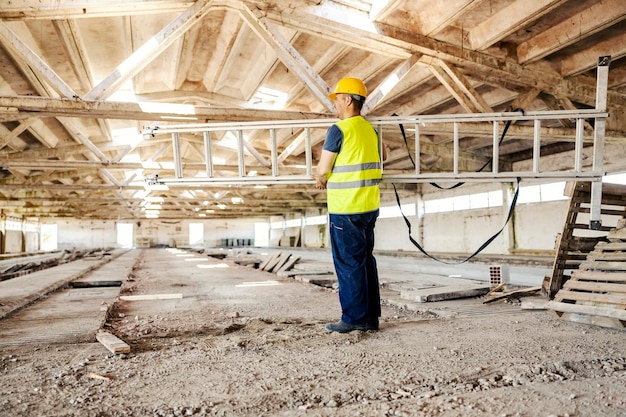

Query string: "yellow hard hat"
[328, 77, 367, 101]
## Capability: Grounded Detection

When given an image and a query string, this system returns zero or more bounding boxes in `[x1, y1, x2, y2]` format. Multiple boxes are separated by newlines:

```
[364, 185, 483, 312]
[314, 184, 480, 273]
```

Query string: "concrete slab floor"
[0, 248, 624, 417]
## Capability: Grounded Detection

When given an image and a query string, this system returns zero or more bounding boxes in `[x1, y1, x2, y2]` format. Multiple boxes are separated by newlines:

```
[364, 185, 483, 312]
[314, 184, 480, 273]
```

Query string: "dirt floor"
[1, 248, 625, 417]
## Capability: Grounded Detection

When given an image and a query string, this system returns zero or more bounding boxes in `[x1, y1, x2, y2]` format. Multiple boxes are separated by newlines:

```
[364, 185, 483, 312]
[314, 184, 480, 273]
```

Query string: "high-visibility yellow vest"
[326, 116, 382, 214]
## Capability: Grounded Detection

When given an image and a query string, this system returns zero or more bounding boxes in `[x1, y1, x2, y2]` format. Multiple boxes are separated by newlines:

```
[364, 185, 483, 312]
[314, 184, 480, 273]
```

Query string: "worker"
[313, 77, 387, 333]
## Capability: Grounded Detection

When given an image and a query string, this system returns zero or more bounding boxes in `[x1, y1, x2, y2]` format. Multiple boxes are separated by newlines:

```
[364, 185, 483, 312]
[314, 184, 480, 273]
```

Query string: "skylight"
[247, 86, 288, 110]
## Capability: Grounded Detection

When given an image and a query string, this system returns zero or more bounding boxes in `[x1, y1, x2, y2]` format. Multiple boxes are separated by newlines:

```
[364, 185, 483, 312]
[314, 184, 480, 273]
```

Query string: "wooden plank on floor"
[572, 270, 626, 282]
[119, 293, 183, 301]
[563, 280, 626, 294]
[482, 286, 542, 304]
[96, 331, 130, 354]
[277, 269, 332, 278]
[546, 300, 626, 321]
[595, 242, 626, 251]
[587, 253, 626, 262]
[269, 253, 292, 273]
[579, 261, 626, 271]
[558, 312, 625, 329]
[258, 253, 278, 270]
[555, 289, 626, 306]
[277, 256, 300, 273]
[520, 298, 548, 310]
[263, 253, 284, 272]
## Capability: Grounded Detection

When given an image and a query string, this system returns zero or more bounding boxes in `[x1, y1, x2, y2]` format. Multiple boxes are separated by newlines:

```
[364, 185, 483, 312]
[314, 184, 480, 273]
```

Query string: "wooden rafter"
[363, 54, 421, 115]
[468, 0, 567, 51]
[237, 4, 334, 112]
[83, 0, 214, 100]
[0, 96, 331, 122]
[517, 0, 626, 64]
[0, 21, 77, 98]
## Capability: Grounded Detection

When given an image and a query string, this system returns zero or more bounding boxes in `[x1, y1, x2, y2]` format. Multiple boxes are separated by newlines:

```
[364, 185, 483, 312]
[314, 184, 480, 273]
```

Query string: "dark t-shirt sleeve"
[322, 124, 343, 153]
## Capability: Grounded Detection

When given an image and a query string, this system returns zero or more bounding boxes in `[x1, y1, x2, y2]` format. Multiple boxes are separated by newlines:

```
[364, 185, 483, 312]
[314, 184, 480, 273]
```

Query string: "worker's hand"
[312, 174, 327, 189]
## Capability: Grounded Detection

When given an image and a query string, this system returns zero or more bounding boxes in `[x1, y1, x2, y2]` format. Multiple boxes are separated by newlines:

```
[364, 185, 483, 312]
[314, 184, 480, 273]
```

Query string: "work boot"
[325, 320, 367, 333]
[366, 318, 379, 331]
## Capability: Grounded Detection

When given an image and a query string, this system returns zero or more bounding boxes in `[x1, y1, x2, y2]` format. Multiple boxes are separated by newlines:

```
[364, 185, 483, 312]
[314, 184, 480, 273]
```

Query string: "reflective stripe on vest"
[326, 116, 382, 214]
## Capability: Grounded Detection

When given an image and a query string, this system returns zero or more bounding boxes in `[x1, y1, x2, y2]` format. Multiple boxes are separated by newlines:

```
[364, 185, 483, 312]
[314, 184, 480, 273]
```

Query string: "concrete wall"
[54, 218, 263, 250]
[0, 199, 582, 255]
[24, 232, 39, 253]
[202, 218, 260, 247]
[375, 216, 419, 252]
[4, 230, 23, 253]
[5, 182, 619, 255]
[421, 207, 508, 254]
[513, 200, 567, 252]
[56, 219, 117, 250]
[275, 189, 573, 255]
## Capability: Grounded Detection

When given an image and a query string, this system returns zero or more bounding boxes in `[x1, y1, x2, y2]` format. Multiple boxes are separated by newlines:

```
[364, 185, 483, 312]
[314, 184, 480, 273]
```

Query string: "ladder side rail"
[270, 128, 278, 177]
[385, 171, 599, 183]
[453, 122, 459, 175]
[305, 127, 312, 176]
[492, 121, 499, 174]
[144, 109, 608, 135]
[172, 132, 182, 178]
[414, 123, 420, 175]
[203, 131, 213, 177]
[156, 171, 601, 187]
[532, 119, 541, 173]
[236, 130, 245, 177]
[574, 118, 584, 172]
[590, 56, 610, 230]
[368, 109, 607, 125]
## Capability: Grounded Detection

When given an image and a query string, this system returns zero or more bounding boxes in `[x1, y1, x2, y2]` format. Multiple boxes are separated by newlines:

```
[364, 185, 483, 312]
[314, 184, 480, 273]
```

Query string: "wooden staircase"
[545, 182, 626, 329]
[544, 182, 626, 299]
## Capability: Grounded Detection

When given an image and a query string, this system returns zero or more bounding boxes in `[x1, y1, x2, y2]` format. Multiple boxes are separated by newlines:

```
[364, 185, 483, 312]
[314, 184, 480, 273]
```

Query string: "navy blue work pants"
[329, 210, 381, 325]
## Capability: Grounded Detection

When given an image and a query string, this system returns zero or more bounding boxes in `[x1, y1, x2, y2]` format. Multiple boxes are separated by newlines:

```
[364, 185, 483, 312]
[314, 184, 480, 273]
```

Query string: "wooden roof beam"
[0, 21, 77, 99]
[0, 122, 29, 152]
[425, 64, 480, 113]
[431, 58, 493, 113]
[420, 0, 479, 36]
[517, 0, 626, 64]
[26, 119, 60, 149]
[0, 1, 195, 20]
[0, 0, 321, 20]
[363, 54, 421, 115]
[265, 4, 411, 60]
[237, 4, 334, 112]
[391, 0, 480, 37]
[0, 96, 331, 123]
[420, 57, 491, 113]
[263, 8, 626, 109]
[83, 0, 214, 101]
[369, 0, 402, 21]
[52, 19, 114, 141]
[52, 19, 93, 94]
[469, 0, 567, 51]
[560, 31, 626, 77]
[135, 90, 249, 107]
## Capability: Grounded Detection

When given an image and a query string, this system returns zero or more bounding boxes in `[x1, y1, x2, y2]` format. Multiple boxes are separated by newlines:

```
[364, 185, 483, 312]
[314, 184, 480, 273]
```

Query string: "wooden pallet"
[544, 182, 626, 299]
[546, 219, 626, 329]
[258, 252, 300, 273]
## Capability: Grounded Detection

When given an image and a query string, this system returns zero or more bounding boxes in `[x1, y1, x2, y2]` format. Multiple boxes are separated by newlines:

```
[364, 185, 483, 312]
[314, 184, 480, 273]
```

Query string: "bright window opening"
[189, 223, 204, 246]
[116, 223, 134, 249]
[40, 224, 58, 251]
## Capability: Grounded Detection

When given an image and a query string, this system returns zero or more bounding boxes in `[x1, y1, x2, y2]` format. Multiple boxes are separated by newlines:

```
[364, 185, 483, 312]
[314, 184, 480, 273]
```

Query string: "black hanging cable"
[389, 110, 524, 264]
[392, 179, 520, 265]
